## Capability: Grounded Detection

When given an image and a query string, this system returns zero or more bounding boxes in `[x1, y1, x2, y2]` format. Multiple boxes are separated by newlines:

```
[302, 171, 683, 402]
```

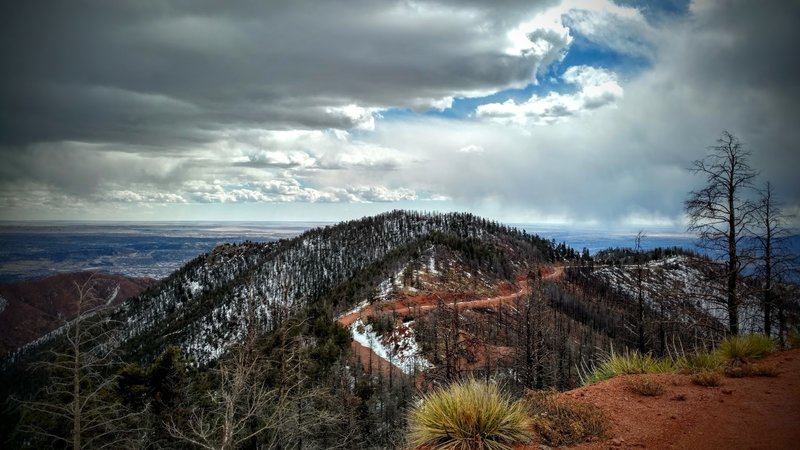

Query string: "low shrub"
[788, 329, 800, 349]
[407, 379, 531, 450]
[525, 390, 607, 447]
[624, 377, 666, 396]
[716, 334, 774, 365]
[691, 371, 722, 387]
[724, 366, 746, 378]
[724, 363, 779, 378]
[581, 350, 674, 385]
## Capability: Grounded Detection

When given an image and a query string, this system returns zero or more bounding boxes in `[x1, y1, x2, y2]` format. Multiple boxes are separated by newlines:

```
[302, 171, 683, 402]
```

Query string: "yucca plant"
[674, 349, 724, 373]
[407, 379, 531, 450]
[716, 334, 774, 366]
[580, 349, 674, 385]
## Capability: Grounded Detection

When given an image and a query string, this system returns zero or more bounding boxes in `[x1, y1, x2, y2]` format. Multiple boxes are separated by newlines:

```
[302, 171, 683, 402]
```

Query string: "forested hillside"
[1, 211, 797, 449]
[0, 211, 559, 448]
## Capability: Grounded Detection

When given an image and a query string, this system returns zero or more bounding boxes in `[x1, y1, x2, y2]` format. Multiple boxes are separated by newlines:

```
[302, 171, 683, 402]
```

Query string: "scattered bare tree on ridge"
[635, 231, 647, 353]
[685, 131, 758, 335]
[19, 274, 143, 450]
[753, 181, 798, 343]
[167, 291, 353, 450]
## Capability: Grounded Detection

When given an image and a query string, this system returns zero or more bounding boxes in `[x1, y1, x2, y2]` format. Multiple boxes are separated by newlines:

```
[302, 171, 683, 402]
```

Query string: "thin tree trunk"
[73, 311, 82, 450]
[728, 184, 739, 335]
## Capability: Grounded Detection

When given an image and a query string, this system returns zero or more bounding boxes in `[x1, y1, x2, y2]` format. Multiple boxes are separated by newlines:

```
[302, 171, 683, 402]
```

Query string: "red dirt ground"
[530, 349, 800, 450]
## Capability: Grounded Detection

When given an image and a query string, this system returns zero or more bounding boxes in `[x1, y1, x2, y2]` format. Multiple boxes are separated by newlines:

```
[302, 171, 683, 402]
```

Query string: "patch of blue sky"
[376, 75, 570, 122]
[556, 34, 651, 80]
[378, 9, 668, 124]
[613, 0, 691, 24]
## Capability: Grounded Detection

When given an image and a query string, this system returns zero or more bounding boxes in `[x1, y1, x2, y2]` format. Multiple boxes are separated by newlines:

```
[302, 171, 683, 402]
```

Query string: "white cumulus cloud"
[476, 65, 623, 126]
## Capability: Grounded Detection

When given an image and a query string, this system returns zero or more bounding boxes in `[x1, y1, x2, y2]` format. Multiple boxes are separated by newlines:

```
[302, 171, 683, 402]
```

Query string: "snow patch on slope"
[376, 278, 395, 300]
[105, 284, 120, 306]
[428, 254, 438, 275]
[338, 299, 370, 319]
[187, 280, 203, 295]
[351, 318, 431, 374]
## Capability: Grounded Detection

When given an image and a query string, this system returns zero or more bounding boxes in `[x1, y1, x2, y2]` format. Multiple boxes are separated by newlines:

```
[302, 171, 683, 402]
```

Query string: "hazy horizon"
[0, 218, 703, 283]
[0, 216, 696, 234]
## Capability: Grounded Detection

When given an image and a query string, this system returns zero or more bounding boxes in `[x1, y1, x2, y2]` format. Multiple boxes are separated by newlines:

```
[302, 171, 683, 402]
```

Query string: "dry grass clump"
[407, 379, 531, 450]
[524, 390, 607, 447]
[690, 371, 722, 387]
[624, 376, 666, 396]
[724, 363, 780, 378]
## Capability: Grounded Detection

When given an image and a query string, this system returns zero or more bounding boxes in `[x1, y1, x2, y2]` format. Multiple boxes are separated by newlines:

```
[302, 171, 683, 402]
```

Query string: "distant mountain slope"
[0, 272, 155, 355]
[99, 211, 559, 364]
[564, 255, 800, 343]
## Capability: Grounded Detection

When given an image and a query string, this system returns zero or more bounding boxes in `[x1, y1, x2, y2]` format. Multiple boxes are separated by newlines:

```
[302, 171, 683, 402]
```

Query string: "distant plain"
[0, 221, 703, 283]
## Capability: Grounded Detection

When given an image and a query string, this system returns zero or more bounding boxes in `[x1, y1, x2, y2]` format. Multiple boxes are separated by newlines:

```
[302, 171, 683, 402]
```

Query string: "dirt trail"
[337, 265, 565, 375]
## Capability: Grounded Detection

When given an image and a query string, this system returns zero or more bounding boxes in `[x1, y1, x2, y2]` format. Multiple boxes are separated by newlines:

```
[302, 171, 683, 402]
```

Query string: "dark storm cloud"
[0, 0, 561, 148]
[667, 0, 800, 205]
[0, 143, 190, 196]
[682, 0, 800, 93]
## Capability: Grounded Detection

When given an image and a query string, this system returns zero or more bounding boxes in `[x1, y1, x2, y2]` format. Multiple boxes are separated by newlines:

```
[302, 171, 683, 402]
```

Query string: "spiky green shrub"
[675, 349, 724, 373]
[525, 390, 607, 446]
[581, 350, 674, 385]
[716, 334, 775, 365]
[407, 379, 531, 450]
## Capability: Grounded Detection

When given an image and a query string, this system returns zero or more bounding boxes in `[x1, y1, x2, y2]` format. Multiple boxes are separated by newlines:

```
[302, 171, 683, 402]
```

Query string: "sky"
[0, 0, 798, 228]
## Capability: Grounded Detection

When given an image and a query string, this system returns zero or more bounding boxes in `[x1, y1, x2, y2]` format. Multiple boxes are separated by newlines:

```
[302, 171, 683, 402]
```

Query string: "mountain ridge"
[7, 210, 557, 367]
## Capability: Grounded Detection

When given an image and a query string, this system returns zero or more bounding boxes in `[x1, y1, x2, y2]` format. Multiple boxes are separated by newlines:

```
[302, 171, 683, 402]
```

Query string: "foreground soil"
[538, 349, 800, 450]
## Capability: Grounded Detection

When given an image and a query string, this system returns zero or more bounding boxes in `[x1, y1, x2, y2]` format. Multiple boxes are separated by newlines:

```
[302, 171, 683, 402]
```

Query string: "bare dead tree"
[685, 131, 758, 335]
[20, 274, 143, 450]
[167, 290, 352, 450]
[635, 231, 647, 353]
[511, 269, 552, 389]
[167, 286, 279, 450]
[754, 181, 797, 342]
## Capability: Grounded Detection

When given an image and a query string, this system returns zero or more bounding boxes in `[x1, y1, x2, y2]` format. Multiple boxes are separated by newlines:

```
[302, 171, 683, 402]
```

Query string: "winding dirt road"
[338, 265, 565, 375]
